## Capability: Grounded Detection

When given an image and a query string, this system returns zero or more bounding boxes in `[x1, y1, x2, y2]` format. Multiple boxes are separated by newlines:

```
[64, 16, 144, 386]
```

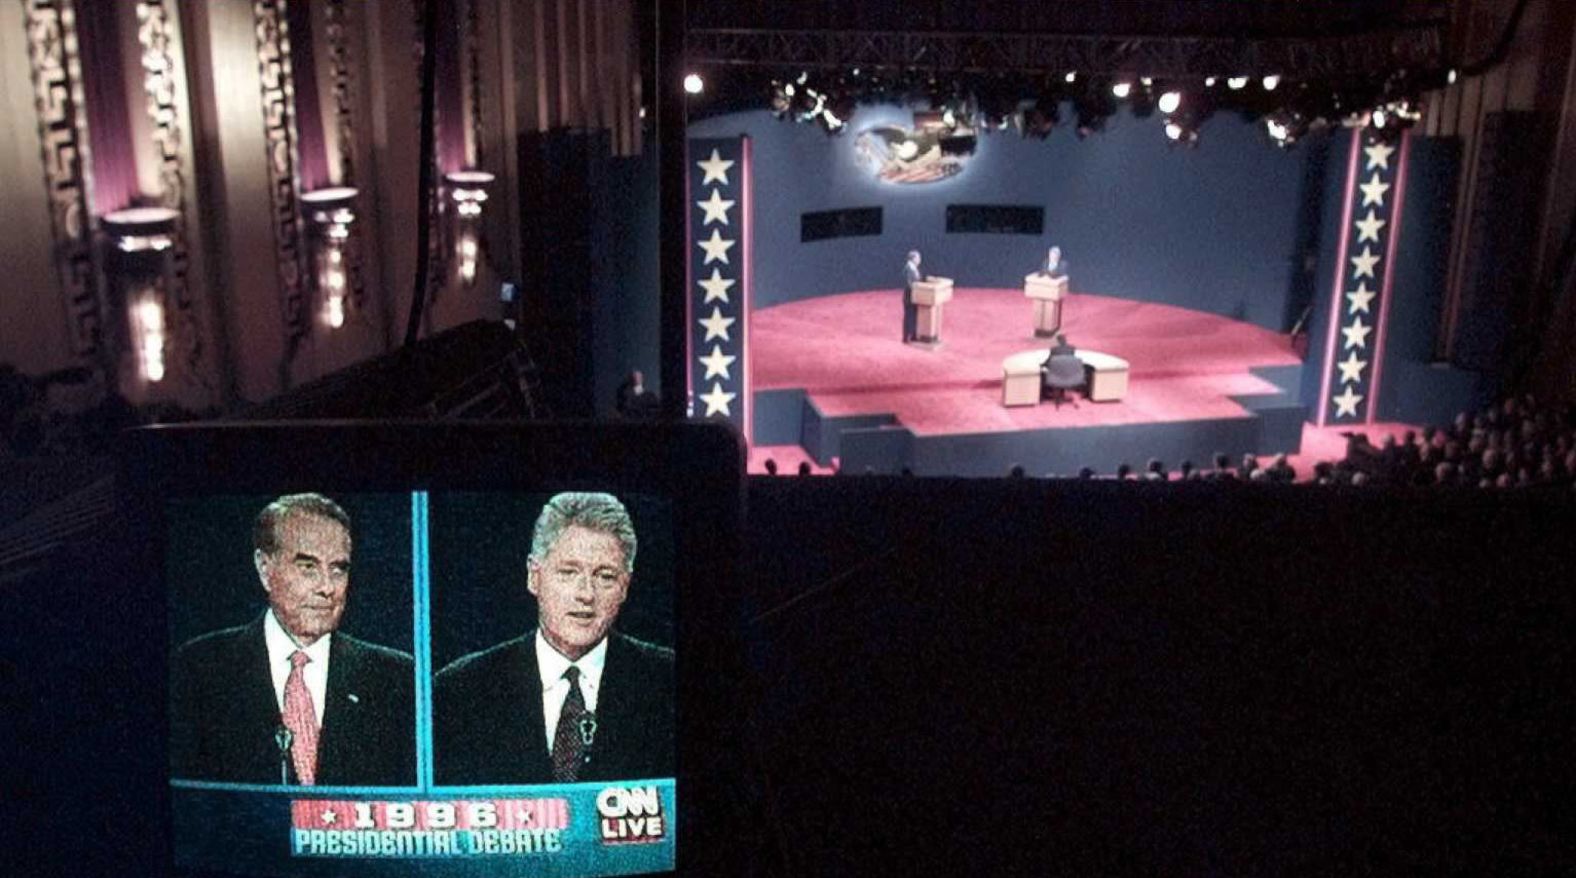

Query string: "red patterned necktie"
[551, 666, 589, 782]
[282, 650, 319, 785]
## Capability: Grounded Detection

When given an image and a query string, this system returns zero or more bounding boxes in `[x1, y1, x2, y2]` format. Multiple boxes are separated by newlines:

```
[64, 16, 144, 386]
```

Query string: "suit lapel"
[242, 616, 287, 779]
[592, 634, 633, 777]
[318, 634, 371, 784]
[513, 635, 552, 779]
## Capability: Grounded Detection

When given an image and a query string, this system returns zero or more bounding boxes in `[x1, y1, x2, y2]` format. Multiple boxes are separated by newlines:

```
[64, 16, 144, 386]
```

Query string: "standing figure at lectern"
[902, 250, 922, 342]
[1025, 245, 1070, 338]
[1041, 246, 1068, 278]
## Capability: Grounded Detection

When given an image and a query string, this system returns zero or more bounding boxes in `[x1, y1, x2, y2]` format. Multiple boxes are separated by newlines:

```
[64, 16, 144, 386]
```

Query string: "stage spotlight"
[1158, 91, 1182, 114]
[1262, 75, 1281, 91]
[1205, 76, 1218, 87]
[1164, 119, 1199, 147]
[1265, 111, 1306, 148]
[684, 73, 704, 94]
[1448, 69, 1458, 85]
[824, 93, 857, 131]
[1141, 77, 1154, 87]
[1065, 71, 1077, 83]
[1228, 76, 1248, 90]
[1372, 109, 1387, 129]
[770, 82, 791, 117]
[1112, 81, 1132, 99]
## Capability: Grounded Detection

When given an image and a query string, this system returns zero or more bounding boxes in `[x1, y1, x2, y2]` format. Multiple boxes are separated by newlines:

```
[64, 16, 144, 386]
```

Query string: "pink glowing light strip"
[1367, 132, 1410, 425]
[1316, 128, 1364, 428]
[741, 136, 754, 443]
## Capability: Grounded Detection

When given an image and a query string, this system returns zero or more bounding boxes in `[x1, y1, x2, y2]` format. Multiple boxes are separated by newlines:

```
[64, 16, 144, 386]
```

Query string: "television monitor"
[116, 421, 746, 877]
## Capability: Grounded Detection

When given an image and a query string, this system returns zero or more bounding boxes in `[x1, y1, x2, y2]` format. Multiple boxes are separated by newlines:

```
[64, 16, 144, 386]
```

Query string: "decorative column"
[688, 137, 753, 437]
[1316, 128, 1408, 426]
[251, 0, 310, 352]
[23, 0, 102, 362]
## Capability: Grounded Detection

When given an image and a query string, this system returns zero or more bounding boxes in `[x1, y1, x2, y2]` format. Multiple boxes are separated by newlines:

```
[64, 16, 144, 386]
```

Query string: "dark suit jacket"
[434, 630, 675, 785]
[903, 261, 922, 302]
[170, 615, 415, 786]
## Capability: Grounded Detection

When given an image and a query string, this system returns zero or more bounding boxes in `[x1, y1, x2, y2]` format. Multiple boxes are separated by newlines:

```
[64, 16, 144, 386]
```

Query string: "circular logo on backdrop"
[854, 124, 975, 185]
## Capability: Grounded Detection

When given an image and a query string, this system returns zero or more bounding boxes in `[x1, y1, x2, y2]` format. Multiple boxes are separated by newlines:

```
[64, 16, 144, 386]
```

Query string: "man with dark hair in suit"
[435, 492, 674, 784]
[170, 493, 414, 786]
[902, 250, 923, 342]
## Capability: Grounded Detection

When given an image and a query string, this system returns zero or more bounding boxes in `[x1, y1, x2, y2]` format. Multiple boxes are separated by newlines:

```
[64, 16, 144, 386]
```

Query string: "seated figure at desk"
[1040, 246, 1068, 279]
[1040, 334, 1084, 402]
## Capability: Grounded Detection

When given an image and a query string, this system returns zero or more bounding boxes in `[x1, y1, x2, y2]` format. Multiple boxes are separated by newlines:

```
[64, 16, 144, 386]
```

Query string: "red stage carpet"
[746, 288, 1419, 478]
[751, 288, 1302, 434]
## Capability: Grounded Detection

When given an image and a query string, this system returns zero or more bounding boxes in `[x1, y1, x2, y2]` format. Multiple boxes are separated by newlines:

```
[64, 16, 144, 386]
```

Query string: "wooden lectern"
[911, 277, 954, 344]
[1024, 273, 1068, 338]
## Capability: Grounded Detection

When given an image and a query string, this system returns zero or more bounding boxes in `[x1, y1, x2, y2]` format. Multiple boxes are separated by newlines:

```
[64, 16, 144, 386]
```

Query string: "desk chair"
[1041, 354, 1085, 409]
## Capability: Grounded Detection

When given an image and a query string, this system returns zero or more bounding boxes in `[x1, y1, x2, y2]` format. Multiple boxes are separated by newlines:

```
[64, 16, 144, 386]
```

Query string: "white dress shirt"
[535, 631, 608, 755]
[263, 609, 332, 727]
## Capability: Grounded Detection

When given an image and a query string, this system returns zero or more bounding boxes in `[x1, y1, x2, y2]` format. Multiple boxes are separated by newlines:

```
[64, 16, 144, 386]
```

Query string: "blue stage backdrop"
[688, 105, 1320, 331]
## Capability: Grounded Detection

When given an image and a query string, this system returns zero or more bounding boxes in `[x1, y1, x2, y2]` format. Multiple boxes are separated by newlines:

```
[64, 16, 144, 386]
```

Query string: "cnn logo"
[596, 786, 665, 844]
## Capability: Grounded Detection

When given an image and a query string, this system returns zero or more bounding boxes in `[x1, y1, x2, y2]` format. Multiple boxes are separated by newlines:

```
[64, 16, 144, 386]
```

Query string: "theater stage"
[746, 288, 1327, 477]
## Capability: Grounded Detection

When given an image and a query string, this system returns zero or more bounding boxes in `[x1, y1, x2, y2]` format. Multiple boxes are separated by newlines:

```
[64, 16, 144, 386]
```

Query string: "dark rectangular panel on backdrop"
[800, 207, 883, 243]
[687, 137, 752, 437]
[945, 204, 1045, 235]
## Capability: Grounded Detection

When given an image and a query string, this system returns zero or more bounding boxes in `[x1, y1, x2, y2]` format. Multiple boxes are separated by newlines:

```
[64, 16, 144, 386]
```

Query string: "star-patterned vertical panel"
[1318, 129, 1408, 426]
[688, 137, 752, 436]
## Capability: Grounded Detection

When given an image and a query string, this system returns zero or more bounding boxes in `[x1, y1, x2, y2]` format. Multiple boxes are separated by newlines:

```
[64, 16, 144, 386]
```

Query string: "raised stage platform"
[748, 288, 1316, 477]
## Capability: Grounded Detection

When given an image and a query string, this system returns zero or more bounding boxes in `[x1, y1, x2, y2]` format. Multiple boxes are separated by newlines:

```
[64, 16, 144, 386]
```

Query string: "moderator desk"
[1001, 348, 1130, 406]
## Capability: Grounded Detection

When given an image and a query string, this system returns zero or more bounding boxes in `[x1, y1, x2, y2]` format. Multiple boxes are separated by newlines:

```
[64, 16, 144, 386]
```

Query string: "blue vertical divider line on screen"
[413, 490, 434, 791]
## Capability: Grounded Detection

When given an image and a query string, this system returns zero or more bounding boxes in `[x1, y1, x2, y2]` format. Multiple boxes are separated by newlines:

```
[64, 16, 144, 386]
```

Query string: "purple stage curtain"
[287, 0, 330, 191]
[75, 0, 138, 216]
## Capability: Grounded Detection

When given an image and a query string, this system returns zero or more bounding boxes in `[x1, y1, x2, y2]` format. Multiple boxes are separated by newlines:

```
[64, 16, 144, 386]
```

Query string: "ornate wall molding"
[135, 0, 205, 384]
[23, 0, 102, 360]
[321, 0, 366, 314]
[412, 0, 448, 302]
[252, 0, 310, 345]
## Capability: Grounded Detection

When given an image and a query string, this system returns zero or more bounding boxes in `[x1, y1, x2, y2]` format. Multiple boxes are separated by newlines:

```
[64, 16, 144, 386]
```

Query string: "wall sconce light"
[103, 206, 179, 383]
[446, 170, 494, 287]
[300, 187, 358, 328]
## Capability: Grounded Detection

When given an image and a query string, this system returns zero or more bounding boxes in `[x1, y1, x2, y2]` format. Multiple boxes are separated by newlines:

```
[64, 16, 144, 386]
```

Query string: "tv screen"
[116, 422, 743, 877]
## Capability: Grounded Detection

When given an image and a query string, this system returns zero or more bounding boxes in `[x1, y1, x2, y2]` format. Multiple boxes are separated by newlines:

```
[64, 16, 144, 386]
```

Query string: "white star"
[697, 189, 735, 225]
[698, 268, 735, 304]
[1350, 246, 1380, 279]
[322, 809, 337, 826]
[1364, 141, 1395, 171]
[1359, 172, 1390, 207]
[1354, 209, 1387, 244]
[698, 344, 736, 380]
[699, 382, 736, 417]
[697, 229, 735, 265]
[1332, 386, 1364, 418]
[698, 306, 735, 342]
[1346, 283, 1377, 314]
[1336, 350, 1368, 385]
[696, 149, 734, 185]
[1342, 316, 1372, 349]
